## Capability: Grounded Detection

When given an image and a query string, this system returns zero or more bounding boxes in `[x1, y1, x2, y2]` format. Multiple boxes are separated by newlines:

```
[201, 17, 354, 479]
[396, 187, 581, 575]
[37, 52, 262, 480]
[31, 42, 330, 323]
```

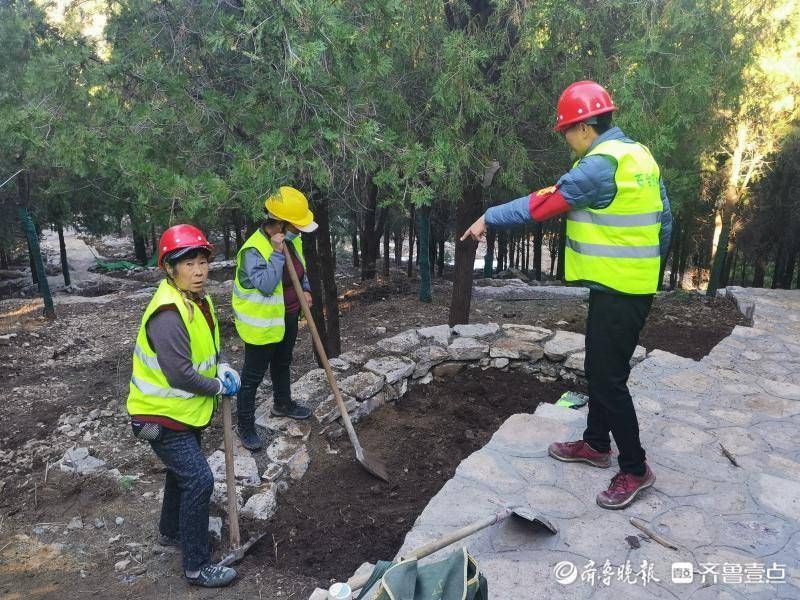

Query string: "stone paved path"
[390, 288, 800, 599]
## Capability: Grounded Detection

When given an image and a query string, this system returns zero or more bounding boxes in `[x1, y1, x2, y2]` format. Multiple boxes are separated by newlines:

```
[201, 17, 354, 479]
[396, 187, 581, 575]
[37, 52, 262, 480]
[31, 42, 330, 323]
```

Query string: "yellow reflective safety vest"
[565, 139, 663, 295]
[127, 280, 220, 427]
[232, 229, 305, 345]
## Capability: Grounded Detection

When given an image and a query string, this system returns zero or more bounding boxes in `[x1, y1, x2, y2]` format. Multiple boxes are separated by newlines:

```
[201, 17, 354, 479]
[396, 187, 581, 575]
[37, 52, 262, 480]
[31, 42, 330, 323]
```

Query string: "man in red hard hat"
[462, 80, 672, 510]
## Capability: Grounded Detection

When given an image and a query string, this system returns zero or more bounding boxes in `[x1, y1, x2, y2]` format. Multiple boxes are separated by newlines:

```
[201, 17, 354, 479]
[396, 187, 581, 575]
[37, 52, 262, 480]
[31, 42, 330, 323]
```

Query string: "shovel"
[346, 506, 557, 592]
[282, 245, 388, 482]
[218, 394, 268, 567]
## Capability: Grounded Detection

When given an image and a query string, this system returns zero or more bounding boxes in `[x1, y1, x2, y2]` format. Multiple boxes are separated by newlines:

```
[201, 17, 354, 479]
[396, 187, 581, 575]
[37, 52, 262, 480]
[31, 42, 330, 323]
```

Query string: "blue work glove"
[216, 363, 241, 396]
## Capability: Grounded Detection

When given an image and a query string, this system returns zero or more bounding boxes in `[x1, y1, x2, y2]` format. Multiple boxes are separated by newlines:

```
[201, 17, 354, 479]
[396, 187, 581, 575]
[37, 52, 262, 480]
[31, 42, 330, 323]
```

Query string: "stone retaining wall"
[230, 323, 646, 520]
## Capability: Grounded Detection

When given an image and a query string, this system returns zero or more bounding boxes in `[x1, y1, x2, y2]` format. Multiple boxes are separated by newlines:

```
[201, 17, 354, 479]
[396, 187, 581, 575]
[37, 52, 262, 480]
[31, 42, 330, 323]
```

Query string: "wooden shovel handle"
[222, 395, 241, 548]
[282, 245, 362, 451]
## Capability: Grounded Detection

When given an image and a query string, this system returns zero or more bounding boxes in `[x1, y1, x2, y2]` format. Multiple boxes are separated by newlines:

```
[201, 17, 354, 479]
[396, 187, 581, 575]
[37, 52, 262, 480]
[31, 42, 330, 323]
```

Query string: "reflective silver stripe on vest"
[130, 375, 195, 399]
[134, 344, 161, 370]
[193, 356, 218, 373]
[232, 284, 283, 306]
[566, 238, 660, 258]
[137, 343, 215, 374]
[233, 310, 285, 328]
[567, 210, 662, 227]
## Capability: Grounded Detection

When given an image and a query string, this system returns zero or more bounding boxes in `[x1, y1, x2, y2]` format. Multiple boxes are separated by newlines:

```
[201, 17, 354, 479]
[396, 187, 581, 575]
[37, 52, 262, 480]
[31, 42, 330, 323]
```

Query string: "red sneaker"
[596, 464, 656, 510]
[547, 440, 612, 468]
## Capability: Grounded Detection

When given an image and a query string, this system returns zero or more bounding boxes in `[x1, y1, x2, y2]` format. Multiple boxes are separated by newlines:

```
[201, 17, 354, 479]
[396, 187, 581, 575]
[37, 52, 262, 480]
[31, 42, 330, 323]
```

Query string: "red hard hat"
[554, 80, 617, 132]
[157, 224, 214, 268]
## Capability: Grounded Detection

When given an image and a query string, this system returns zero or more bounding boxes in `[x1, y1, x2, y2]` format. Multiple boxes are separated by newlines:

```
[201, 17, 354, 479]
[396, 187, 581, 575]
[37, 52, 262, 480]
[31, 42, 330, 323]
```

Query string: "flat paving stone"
[334, 288, 800, 600]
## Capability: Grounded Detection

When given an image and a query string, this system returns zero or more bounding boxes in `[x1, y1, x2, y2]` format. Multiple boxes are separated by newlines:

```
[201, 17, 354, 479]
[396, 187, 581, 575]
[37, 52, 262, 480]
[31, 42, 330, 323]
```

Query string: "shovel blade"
[218, 531, 269, 567]
[358, 450, 389, 482]
[510, 508, 558, 535]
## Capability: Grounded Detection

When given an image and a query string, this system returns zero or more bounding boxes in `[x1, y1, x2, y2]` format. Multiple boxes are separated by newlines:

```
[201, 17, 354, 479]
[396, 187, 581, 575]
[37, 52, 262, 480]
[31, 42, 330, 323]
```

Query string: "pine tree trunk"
[301, 228, 329, 362]
[234, 218, 243, 250]
[57, 223, 70, 286]
[448, 186, 482, 326]
[407, 206, 415, 278]
[312, 194, 341, 357]
[437, 239, 445, 277]
[223, 224, 231, 260]
[351, 232, 360, 268]
[669, 220, 682, 288]
[130, 210, 147, 265]
[0, 248, 8, 270]
[753, 257, 765, 287]
[483, 228, 495, 278]
[508, 232, 515, 270]
[725, 248, 738, 288]
[418, 206, 432, 302]
[150, 223, 157, 258]
[382, 218, 390, 278]
[497, 231, 507, 273]
[393, 228, 403, 267]
[533, 222, 542, 281]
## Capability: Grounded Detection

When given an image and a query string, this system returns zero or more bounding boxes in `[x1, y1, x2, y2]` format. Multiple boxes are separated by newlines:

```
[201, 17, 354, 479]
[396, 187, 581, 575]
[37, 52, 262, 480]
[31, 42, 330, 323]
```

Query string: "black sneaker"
[186, 564, 237, 588]
[270, 400, 312, 420]
[236, 425, 263, 451]
[157, 533, 180, 547]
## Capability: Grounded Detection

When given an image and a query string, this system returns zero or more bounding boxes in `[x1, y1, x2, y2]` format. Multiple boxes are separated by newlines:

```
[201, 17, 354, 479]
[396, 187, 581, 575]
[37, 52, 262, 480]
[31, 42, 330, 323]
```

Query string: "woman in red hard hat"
[462, 80, 672, 510]
[127, 224, 240, 587]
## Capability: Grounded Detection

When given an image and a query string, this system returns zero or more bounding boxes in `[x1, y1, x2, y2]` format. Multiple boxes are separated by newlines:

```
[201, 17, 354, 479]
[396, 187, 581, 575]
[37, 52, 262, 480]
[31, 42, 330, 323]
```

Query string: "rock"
[338, 346, 377, 367]
[289, 368, 331, 405]
[208, 516, 222, 540]
[339, 371, 385, 400]
[262, 463, 284, 482]
[87, 408, 101, 420]
[241, 487, 277, 521]
[489, 338, 544, 360]
[266, 438, 303, 466]
[67, 516, 83, 531]
[447, 337, 489, 361]
[492, 358, 510, 369]
[115, 517, 124, 526]
[385, 378, 408, 401]
[285, 421, 311, 440]
[94, 518, 105, 529]
[433, 362, 466, 378]
[255, 414, 294, 432]
[543, 330, 585, 361]
[501, 324, 552, 343]
[564, 351, 586, 374]
[364, 357, 415, 384]
[59, 447, 106, 475]
[374, 326, 387, 335]
[411, 345, 449, 378]
[376, 329, 421, 354]
[555, 319, 568, 326]
[496, 268, 529, 281]
[452, 322, 499, 339]
[114, 559, 131, 572]
[108, 534, 121, 544]
[207, 450, 261, 487]
[0, 333, 17, 345]
[287, 445, 311, 479]
[362, 391, 387, 414]
[211, 482, 243, 510]
[630, 345, 646, 365]
[416, 325, 452, 346]
[328, 358, 351, 372]
[314, 394, 357, 424]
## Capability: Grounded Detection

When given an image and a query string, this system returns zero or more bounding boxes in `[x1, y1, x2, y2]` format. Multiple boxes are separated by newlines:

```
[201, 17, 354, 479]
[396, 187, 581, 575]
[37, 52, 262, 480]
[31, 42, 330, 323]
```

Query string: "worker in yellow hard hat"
[230, 186, 318, 450]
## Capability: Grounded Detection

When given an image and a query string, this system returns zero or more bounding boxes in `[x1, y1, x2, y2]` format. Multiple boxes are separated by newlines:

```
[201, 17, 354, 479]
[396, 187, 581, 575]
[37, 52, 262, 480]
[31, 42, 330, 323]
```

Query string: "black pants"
[236, 312, 299, 429]
[582, 289, 653, 476]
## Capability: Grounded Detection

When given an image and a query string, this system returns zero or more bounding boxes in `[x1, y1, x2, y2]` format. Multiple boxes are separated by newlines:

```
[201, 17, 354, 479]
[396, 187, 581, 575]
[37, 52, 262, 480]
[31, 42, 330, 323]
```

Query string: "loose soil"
[259, 368, 581, 584]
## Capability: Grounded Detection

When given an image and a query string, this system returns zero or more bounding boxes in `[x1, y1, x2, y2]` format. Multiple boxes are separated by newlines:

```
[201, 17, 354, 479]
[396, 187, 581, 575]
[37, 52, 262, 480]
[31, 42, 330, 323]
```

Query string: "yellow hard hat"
[264, 186, 318, 232]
